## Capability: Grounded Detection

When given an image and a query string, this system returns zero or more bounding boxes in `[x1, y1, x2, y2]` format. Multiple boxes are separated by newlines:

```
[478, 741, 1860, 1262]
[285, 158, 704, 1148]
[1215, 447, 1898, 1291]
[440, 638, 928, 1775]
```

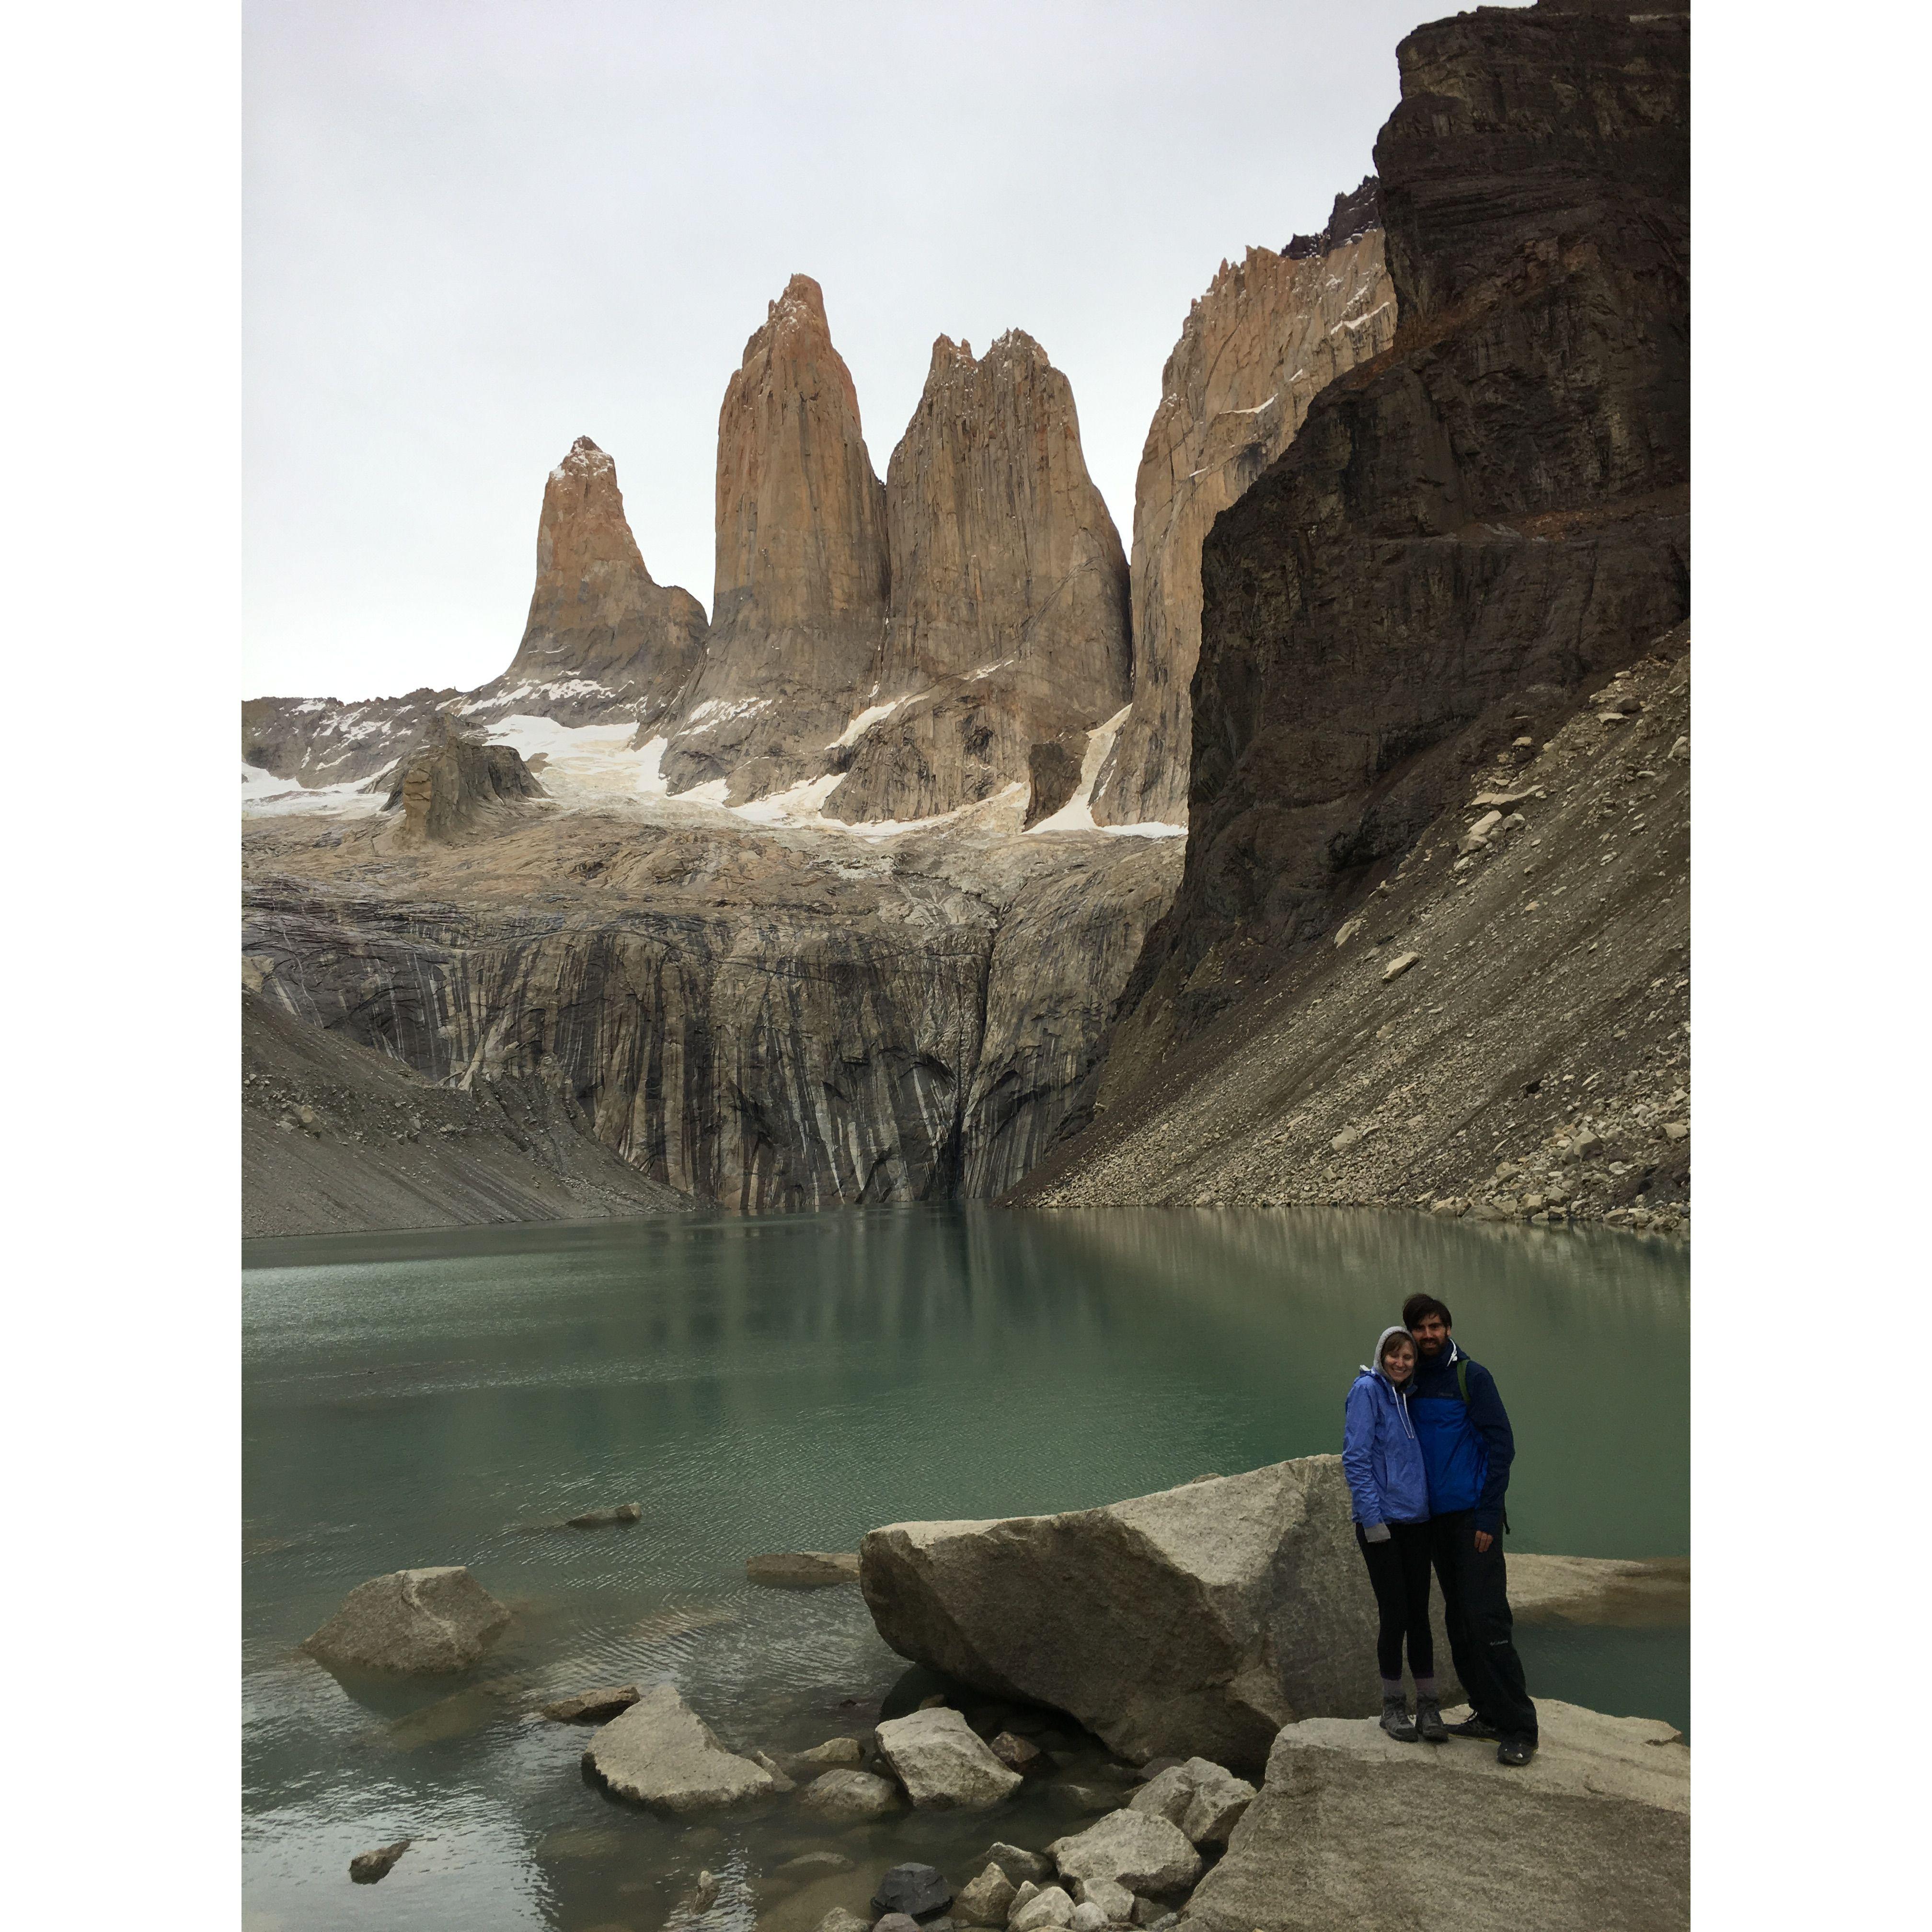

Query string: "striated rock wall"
[1091, 228, 1395, 828]
[242, 808, 1179, 1214]
[467, 436, 707, 732]
[243, 688, 459, 791]
[660, 274, 891, 800]
[827, 332, 1130, 823]
[1096, 0, 1689, 1072]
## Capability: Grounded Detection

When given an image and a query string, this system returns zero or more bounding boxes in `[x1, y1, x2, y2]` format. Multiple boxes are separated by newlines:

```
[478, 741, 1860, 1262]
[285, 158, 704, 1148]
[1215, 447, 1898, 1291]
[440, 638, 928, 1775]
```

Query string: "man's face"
[1410, 1311, 1450, 1357]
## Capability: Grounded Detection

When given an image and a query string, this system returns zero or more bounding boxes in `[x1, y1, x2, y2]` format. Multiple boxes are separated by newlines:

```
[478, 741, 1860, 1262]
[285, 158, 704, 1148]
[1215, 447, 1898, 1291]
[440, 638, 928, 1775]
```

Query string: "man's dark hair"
[1403, 1292, 1453, 1329]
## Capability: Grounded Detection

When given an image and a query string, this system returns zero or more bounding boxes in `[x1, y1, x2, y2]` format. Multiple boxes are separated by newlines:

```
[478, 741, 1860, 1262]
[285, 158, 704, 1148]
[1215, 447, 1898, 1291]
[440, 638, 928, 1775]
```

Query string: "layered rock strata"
[1089, 228, 1394, 828]
[1184, 1701, 1688, 1932]
[463, 435, 707, 731]
[242, 803, 1178, 1213]
[243, 687, 459, 792]
[660, 274, 891, 799]
[1086, 0, 1689, 1103]
[858, 1457, 1458, 1777]
[242, 988, 690, 1238]
[827, 332, 1130, 823]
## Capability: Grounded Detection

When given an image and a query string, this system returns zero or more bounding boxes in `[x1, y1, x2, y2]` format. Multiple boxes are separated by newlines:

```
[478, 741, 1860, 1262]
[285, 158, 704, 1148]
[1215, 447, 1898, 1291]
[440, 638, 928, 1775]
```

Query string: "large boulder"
[303, 1565, 509, 1675]
[580, 1683, 777, 1813]
[1048, 1812, 1201, 1896]
[876, 1706, 1024, 1810]
[1182, 1700, 1689, 1932]
[860, 1457, 1454, 1775]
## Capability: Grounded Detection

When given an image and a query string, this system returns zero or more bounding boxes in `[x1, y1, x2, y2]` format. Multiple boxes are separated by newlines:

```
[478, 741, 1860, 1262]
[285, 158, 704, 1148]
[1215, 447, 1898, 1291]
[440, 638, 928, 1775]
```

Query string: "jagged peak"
[550, 435, 615, 484]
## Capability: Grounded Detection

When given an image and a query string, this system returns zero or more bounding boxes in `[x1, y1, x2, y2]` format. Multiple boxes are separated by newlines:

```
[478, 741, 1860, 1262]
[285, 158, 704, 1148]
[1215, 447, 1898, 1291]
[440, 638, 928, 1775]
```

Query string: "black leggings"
[1355, 1519, 1435, 1682]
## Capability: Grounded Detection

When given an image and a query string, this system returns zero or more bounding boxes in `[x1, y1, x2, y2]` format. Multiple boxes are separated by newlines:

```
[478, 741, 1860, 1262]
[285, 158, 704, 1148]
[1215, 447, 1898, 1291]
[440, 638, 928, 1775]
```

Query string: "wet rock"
[567, 1502, 641, 1528]
[860, 1457, 1456, 1776]
[872, 1863, 954, 1919]
[1048, 1811, 1200, 1895]
[776, 1851, 856, 1876]
[955, 1863, 1018, 1926]
[990, 1731, 1046, 1774]
[1011, 1886, 1076, 1931]
[304, 1565, 510, 1675]
[691, 1870, 722, 1911]
[877, 1707, 1024, 1810]
[1072, 1878, 1135, 1921]
[876, 1916, 924, 1932]
[986, 1844, 1056, 1885]
[794, 1734, 867, 1768]
[581, 1682, 777, 1813]
[746, 1550, 861, 1587]
[814, 1910, 872, 1932]
[542, 1683, 642, 1724]
[749, 1748, 797, 1792]
[348, 1839, 411, 1885]
[1048, 1783, 1117, 1817]
[1181, 1700, 1689, 1932]
[797, 1768, 905, 1821]
[1508, 1554, 1690, 1628]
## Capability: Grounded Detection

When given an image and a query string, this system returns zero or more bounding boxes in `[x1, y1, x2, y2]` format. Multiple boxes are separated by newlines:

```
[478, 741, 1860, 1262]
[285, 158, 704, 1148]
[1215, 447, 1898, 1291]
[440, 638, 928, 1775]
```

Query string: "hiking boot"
[1446, 1714, 1499, 1739]
[1414, 1696, 1449, 1743]
[1380, 1694, 1418, 1742]
[1496, 1735, 1536, 1767]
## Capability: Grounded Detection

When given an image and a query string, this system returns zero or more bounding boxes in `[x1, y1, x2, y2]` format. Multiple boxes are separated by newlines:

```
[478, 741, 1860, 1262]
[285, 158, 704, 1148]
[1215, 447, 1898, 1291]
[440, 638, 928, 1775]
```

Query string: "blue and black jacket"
[1409, 1338, 1515, 1535]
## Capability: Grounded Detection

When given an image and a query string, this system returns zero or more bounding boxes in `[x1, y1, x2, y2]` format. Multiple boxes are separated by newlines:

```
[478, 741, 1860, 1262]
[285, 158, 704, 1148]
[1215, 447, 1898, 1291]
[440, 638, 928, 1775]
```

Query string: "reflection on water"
[243, 1206, 1688, 1930]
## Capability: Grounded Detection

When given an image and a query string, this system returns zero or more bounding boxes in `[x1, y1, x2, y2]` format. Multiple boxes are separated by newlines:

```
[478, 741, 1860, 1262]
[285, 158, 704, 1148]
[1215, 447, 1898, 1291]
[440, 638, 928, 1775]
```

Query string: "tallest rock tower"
[659, 275, 890, 798]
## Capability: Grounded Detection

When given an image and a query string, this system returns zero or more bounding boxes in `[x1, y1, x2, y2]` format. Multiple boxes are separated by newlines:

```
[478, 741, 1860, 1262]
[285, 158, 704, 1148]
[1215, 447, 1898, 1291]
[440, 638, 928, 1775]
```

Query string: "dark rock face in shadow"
[1108, 0, 1689, 1064]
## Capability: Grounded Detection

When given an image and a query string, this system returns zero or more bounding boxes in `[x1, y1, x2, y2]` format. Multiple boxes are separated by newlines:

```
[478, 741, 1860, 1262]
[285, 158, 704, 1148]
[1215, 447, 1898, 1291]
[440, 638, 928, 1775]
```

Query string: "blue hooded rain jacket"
[1341, 1324, 1430, 1530]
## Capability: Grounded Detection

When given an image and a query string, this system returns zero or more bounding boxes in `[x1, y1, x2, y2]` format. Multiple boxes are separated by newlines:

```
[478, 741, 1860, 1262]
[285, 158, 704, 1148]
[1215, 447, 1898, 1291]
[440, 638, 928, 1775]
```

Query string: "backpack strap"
[1455, 1357, 1469, 1403]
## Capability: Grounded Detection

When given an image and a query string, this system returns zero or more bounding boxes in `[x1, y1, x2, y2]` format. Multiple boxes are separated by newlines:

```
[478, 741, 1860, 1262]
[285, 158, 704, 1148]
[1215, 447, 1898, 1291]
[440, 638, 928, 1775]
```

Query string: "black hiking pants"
[1355, 1519, 1435, 1683]
[1429, 1509, 1538, 1742]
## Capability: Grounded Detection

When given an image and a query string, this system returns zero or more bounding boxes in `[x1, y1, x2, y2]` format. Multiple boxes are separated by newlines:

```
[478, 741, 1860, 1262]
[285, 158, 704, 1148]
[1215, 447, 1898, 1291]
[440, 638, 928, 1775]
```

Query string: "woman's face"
[1382, 1341, 1415, 1384]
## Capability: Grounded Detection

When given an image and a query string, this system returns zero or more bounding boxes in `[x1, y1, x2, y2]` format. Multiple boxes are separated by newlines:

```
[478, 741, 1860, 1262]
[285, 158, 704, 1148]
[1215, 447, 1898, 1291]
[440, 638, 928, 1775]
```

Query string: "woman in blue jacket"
[1342, 1325, 1447, 1742]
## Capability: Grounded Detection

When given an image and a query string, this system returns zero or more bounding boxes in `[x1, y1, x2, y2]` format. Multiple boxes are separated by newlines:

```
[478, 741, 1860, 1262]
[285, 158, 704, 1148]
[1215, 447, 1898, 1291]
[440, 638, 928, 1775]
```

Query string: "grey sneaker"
[1380, 1694, 1418, 1742]
[1414, 1696, 1449, 1743]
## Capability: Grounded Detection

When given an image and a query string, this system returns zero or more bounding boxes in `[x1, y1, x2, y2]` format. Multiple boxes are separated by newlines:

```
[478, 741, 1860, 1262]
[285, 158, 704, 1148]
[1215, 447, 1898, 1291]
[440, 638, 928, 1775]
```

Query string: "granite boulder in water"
[581, 1682, 777, 1812]
[876, 1706, 1024, 1809]
[859, 1456, 1453, 1776]
[303, 1565, 510, 1675]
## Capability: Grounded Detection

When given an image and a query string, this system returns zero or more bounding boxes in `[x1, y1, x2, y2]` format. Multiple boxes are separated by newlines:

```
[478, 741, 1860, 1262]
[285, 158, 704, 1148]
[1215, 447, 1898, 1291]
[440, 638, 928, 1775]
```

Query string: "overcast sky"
[244, 0, 1525, 702]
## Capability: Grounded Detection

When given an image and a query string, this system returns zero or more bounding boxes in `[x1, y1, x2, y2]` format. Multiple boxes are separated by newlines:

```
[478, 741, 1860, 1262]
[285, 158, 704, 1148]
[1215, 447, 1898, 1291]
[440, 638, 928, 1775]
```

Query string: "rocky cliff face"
[1090, 226, 1394, 828]
[826, 331, 1130, 824]
[243, 687, 459, 792]
[242, 805, 1177, 1214]
[659, 274, 891, 801]
[464, 436, 707, 731]
[1091, 0, 1688, 1084]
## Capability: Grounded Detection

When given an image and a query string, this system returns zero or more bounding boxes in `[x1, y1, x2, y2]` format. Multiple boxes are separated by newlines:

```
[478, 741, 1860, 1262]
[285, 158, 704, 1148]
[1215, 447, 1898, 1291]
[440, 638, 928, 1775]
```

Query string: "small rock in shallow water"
[1011, 1886, 1076, 1931]
[955, 1863, 1017, 1926]
[875, 1917, 923, 1932]
[691, 1870, 721, 1911]
[987, 1845, 1055, 1885]
[746, 1551, 861, 1587]
[991, 1731, 1045, 1773]
[541, 1683, 641, 1724]
[306, 1566, 509, 1675]
[872, 1861, 954, 1919]
[1073, 1877, 1135, 1920]
[1048, 1783, 1118, 1817]
[794, 1734, 866, 1768]
[567, 1502, 642, 1528]
[878, 1707, 1024, 1809]
[749, 1748, 796, 1791]
[776, 1851, 856, 1877]
[580, 1682, 777, 1812]
[798, 1768, 903, 1820]
[814, 1911, 871, 1932]
[349, 1839, 410, 1884]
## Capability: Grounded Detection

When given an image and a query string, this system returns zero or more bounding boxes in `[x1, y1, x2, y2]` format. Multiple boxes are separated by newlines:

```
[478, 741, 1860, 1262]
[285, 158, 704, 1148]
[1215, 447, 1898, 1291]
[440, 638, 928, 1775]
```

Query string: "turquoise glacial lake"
[242, 1206, 1689, 1931]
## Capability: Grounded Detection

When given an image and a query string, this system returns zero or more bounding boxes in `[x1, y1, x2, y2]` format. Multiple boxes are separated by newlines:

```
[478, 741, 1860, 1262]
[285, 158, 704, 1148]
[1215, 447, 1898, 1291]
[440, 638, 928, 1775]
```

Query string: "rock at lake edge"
[348, 1839, 411, 1885]
[797, 1768, 904, 1821]
[871, 1861, 955, 1919]
[1048, 1810, 1201, 1895]
[860, 1457, 1457, 1776]
[954, 1862, 1016, 1926]
[1011, 1886, 1075, 1932]
[1183, 1699, 1688, 1932]
[541, 1683, 642, 1724]
[304, 1565, 510, 1676]
[746, 1551, 862, 1588]
[581, 1682, 777, 1813]
[877, 1706, 1024, 1810]
[986, 1844, 1055, 1885]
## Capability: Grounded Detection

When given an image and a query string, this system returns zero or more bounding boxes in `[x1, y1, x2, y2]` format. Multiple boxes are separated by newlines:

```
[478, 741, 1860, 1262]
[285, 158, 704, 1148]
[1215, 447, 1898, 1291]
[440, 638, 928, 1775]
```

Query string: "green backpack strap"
[1456, 1357, 1469, 1403]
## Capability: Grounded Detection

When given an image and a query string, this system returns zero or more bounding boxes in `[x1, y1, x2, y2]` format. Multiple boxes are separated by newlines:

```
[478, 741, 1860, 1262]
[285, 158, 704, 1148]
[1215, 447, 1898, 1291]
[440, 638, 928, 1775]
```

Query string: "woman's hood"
[1360, 1324, 1414, 1379]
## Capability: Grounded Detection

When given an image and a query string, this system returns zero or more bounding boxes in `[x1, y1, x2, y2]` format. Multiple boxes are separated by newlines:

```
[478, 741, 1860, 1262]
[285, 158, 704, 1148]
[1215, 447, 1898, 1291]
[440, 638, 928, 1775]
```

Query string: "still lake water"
[242, 1206, 1688, 1932]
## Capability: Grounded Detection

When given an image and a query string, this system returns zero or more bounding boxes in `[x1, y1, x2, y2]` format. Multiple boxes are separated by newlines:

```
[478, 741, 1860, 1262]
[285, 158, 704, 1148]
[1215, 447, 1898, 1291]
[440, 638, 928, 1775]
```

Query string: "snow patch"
[1027, 705, 1134, 834]
[828, 694, 920, 749]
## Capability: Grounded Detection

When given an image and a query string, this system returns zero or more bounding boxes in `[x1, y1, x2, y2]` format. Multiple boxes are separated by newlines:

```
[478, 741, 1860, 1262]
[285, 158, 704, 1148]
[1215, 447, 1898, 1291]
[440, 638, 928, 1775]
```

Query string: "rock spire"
[660, 274, 891, 798]
[1090, 226, 1396, 828]
[464, 436, 709, 732]
[826, 330, 1130, 824]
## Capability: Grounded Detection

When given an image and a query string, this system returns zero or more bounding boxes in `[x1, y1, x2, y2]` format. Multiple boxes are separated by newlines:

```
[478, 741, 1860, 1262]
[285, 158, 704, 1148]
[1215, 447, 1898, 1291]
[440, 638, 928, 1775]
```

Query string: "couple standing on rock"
[1341, 1292, 1539, 1768]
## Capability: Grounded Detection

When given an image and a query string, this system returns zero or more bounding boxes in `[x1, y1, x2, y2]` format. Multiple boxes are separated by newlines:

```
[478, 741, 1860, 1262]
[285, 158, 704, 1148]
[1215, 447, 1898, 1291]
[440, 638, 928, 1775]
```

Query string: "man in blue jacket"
[1403, 1291, 1538, 1765]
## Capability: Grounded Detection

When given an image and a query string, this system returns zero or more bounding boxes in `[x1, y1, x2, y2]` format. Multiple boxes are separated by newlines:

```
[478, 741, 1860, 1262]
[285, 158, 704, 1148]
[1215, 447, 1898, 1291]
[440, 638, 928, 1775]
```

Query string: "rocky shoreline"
[303, 1458, 1688, 1928]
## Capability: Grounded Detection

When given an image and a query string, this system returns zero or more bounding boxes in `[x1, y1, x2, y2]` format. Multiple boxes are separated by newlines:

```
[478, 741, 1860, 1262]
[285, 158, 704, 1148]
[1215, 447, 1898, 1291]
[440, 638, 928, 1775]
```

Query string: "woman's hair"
[1379, 1331, 1416, 1364]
